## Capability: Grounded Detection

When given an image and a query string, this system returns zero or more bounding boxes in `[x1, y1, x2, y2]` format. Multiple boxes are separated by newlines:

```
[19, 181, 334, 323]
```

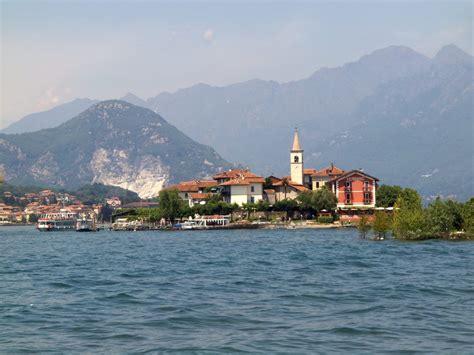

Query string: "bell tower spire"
[290, 128, 304, 184]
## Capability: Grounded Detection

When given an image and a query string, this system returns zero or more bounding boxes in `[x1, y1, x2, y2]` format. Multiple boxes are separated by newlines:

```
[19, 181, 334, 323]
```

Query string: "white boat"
[76, 217, 96, 232]
[37, 212, 77, 231]
[177, 215, 231, 230]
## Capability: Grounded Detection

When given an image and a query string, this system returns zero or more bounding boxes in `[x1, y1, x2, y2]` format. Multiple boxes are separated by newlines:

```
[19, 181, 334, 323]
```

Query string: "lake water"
[0, 226, 473, 353]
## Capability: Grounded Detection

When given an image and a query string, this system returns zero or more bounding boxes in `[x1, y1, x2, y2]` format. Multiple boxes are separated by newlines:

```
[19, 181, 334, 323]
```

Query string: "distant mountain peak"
[0, 99, 231, 198]
[119, 93, 148, 108]
[121, 92, 143, 100]
[433, 44, 472, 65]
[361, 45, 429, 63]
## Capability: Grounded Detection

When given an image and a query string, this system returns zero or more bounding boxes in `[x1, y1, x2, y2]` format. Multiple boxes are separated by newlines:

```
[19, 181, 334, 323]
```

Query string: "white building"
[218, 169, 265, 206]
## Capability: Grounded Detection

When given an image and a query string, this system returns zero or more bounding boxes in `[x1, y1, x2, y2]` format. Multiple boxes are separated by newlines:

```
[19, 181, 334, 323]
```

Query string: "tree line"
[361, 186, 473, 240]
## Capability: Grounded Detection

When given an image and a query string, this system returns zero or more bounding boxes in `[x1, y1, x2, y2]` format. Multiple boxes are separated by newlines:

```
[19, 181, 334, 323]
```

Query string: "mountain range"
[1, 44, 472, 199]
[0, 101, 231, 198]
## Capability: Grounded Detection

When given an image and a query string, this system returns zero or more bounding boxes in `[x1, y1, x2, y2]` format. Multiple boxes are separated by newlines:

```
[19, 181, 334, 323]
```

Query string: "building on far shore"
[217, 170, 265, 205]
[167, 180, 217, 207]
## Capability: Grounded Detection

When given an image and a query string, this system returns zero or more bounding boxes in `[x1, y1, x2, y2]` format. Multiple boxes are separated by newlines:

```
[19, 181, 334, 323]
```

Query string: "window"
[364, 192, 371, 204]
[364, 181, 369, 189]
[184, 193, 188, 198]
[316, 182, 320, 188]
[345, 193, 351, 204]
[250, 196, 255, 203]
[345, 181, 351, 189]
[294, 155, 299, 163]
[250, 185, 255, 193]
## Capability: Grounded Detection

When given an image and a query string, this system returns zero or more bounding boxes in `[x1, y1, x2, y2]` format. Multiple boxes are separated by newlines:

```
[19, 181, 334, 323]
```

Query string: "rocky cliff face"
[0, 101, 231, 198]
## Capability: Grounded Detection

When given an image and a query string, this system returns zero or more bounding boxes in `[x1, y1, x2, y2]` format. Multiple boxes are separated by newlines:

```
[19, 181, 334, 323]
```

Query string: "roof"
[329, 169, 380, 183]
[167, 180, 217, 192]
[220, 175, 265, 186]
[273, 180, 310, 192]
[312, 164, 345, 177]
[213, 169, 260, 180]
[304, 168, 318, 175]
[264, 189, 275, 194]
[291, 129, 302, 151]
[266, 175, 282, 183]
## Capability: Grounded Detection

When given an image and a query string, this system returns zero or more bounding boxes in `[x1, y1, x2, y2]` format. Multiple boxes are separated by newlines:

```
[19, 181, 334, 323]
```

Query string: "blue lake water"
[0, 226, 473, 353]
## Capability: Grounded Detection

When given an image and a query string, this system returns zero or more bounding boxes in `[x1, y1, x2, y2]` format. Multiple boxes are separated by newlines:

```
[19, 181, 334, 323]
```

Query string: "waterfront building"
[329, 170, 378, 209]
[167, 180, 217, 206]
[311, 164, 345, 190]
[218, 170, 265, 206]
[272, 178, 310, 201]
[106, 196, 122, 209]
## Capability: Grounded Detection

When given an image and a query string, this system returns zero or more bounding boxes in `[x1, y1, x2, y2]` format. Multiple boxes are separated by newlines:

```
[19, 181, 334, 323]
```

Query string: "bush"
[317, 216, 333, 224]
[357, 215, 371, 238]
[373, 211, 391, 238]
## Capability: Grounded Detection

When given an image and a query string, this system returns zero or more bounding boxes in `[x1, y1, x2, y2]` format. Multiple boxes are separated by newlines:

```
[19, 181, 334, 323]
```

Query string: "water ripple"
[0, 226, 473, 353]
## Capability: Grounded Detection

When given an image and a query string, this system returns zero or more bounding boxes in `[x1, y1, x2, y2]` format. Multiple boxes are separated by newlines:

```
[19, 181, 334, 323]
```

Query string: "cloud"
[203, 28, 214, 42]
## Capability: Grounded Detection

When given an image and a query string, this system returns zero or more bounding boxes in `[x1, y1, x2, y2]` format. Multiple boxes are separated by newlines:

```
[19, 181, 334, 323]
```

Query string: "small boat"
[180, 221, 200, 230]
[75, 217, 96, 232]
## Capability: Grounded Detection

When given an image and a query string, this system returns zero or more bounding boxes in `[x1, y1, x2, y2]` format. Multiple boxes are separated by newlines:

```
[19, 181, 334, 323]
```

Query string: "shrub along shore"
[359, 188, 473, 240]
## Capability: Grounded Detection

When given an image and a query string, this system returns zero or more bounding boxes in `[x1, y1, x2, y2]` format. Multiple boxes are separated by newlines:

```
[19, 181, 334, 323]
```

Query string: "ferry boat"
[37, 212, 77, 232]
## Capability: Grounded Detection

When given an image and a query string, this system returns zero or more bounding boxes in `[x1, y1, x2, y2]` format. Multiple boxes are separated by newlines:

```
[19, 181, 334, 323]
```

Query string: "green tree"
[461, 198, 474, 237]
[296, 191, 314, 214]
[274, 199, 298, 212]
[357, 215, 371, 238]
[425, 198, 455, 237]
[444, 199, 465, 231]
[392, 188, 427, 240]
[263, 177, 273, 190]
[312, 186, 337, 212]
[281, 177, 290, 200]
[376, 185, 403, 207]
[255, 201, 270, 211]
[158, 188, 184, 222]
[373, 211, 391, 239]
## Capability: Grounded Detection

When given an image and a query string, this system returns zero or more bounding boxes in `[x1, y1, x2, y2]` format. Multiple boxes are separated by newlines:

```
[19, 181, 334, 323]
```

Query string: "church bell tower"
[290, 128, 304, 185]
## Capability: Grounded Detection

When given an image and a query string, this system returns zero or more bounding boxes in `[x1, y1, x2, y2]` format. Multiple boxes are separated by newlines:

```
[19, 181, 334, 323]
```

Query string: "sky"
[1, 0, 472, 128]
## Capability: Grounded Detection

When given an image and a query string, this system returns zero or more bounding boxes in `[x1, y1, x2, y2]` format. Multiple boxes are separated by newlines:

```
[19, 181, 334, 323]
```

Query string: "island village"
[0, 129, 382, 231]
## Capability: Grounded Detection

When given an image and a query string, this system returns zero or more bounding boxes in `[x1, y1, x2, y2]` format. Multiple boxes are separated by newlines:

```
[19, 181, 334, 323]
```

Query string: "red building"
[328, 170, 379, 220]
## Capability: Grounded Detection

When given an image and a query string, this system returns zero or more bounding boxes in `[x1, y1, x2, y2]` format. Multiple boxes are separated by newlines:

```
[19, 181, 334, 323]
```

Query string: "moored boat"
[75, 217, 96, 232]
[37, 212, 77, 231]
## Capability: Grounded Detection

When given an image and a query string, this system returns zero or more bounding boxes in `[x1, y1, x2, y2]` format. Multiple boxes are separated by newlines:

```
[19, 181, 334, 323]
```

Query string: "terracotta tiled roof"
[273, 180, 310, 192]
[168, 180, 217, 192]
[312, 164, 345, 177]
[264, 189, 275, 194]
[220, 176, 264, 186]
[329, 170, 379, 183]
[266, 176, 282, 183]
[304, 169, 318, 175]
[213, 169, 260, 180]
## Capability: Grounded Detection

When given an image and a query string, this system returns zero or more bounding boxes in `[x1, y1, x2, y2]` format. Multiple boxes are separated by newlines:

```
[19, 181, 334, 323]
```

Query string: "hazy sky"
[1, 0, 472, 127]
